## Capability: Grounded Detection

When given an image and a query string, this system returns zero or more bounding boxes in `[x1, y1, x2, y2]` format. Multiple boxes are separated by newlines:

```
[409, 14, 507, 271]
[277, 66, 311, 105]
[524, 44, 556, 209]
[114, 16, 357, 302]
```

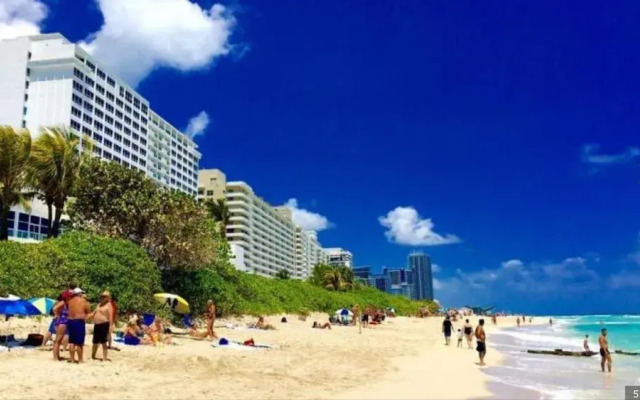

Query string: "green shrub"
[0, 231, 161, 312]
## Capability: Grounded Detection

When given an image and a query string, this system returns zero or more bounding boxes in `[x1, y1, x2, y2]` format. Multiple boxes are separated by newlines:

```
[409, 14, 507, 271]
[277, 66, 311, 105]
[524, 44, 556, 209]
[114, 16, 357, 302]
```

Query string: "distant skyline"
[3, 0, 640, 313]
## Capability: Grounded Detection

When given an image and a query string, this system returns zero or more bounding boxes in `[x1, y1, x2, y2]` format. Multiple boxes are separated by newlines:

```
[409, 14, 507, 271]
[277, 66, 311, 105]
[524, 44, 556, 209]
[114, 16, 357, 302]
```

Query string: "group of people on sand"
[515, 315, 533, 327]
[45, 285, 116, 363]
[442, 316, 488, 366]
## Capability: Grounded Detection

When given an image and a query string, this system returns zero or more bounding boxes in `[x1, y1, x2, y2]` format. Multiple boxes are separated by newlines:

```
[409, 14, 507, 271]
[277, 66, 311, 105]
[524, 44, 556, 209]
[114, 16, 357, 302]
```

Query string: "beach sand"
[0, 314, 530, 399]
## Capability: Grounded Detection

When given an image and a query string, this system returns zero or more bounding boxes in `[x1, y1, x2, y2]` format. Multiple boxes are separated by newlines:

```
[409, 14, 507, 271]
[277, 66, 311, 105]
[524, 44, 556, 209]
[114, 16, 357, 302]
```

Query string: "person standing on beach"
[108, 294, 118, 350]
[205, 300, 217, 340]
[598, 329, 612, 372]
[442, 316, 453, 345]
[91, 291, 114, 361]
[517, 317, 521, 327]
[475, 319, 487, 366]
[67, 288, 91, 363]
[463, 319, 474, 349]
[549, 318, 553, 326]
[583, 335, 590, 352]
[51, 293, 70, 361]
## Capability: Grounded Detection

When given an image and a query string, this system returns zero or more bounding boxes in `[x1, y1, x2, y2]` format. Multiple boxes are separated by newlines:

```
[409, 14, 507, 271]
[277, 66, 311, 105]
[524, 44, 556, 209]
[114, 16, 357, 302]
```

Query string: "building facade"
[408, 251, 434, 301]
[324, 247, 353, 268]
[197, 169, 327, 279]
[0, 33, 200, 196]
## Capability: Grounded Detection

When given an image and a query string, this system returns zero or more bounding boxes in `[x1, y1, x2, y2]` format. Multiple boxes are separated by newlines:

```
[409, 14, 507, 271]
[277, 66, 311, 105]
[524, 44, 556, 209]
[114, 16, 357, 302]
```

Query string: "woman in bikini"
[52, 295, 69, 361]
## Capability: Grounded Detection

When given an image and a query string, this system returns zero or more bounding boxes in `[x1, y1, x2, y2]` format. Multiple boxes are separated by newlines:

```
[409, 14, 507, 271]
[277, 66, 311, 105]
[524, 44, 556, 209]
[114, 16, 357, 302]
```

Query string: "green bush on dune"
[0, 231, 161, 312]
[0, 232, 434, 317]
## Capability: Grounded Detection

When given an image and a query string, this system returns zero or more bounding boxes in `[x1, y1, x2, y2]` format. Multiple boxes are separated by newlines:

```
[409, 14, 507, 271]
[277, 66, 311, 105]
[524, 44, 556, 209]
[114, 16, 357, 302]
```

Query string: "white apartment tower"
[325, 247, 354, 268]
[197, 169, 328, 279]
[0, 33, 200, 195]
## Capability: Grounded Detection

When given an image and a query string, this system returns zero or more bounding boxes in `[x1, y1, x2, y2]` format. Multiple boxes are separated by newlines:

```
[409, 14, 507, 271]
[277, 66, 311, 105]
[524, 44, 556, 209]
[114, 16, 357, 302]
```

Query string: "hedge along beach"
[0, 314, 527, 399]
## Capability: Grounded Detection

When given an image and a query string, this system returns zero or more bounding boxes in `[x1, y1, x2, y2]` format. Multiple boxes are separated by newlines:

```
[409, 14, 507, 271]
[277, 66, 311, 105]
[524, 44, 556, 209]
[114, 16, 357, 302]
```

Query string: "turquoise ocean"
[485, 315, 640, 399]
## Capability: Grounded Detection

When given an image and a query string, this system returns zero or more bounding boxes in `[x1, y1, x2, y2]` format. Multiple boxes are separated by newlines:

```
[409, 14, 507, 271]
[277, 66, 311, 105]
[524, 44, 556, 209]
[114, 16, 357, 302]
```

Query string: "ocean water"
[485, 315, 640, 399]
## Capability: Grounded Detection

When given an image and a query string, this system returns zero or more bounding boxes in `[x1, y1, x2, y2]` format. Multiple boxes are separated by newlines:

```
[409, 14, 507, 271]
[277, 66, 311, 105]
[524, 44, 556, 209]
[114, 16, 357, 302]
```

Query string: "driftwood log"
[614, 350, 640, 356]
[527, 349, 596, 357]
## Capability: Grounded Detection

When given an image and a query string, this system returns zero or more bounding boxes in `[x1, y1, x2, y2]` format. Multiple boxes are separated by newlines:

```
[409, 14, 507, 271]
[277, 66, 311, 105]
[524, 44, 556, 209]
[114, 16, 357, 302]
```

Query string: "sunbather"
[124, 321, 152, 345]
[312, 321, 332, 330]
[250, 316, 275, 330]
[148, 318, 172, 345]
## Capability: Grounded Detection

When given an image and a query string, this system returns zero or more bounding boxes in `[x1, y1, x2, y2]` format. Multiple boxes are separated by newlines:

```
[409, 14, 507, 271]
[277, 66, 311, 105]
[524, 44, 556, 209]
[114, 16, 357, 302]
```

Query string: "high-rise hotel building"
[198, 169, 326, 279]
[0, 33, 200, 196]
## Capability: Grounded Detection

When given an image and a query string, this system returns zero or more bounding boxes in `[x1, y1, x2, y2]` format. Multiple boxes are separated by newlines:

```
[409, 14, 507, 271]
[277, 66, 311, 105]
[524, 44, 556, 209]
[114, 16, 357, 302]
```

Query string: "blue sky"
[4, 0, 640, 314]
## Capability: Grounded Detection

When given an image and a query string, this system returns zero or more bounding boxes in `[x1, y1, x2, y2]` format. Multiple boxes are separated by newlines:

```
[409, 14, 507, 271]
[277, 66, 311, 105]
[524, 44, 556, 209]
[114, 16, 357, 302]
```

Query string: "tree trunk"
[0, 205, 10, 241]
[46, 200, 53, 239]
[52, 201, 64, 238]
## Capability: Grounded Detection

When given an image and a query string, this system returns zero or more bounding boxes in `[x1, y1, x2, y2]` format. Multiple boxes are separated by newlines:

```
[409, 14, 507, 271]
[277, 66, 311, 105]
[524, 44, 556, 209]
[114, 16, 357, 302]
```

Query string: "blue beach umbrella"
[28, 297, 56, 315]
[0, 299, 42, 316]
[335, 308, 353, 316]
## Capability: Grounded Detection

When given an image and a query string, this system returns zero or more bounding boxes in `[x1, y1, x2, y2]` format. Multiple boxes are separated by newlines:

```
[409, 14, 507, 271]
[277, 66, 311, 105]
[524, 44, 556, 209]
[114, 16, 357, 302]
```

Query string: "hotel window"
[83, 101, 93, 113]
[107, 77, 115, 87]
[114, 133, 122, 141]
[115, 121, 122, 130]
[124, 127, 131, 136]
[103, 151, 112, 160]
[105, 115, 114, 125]
[84, 76, 94, 87]
[72, 94, 82, 105]
[96, 85, 105, 95]
[125, 92, 133, 103]
[83, 114, 92, 124]
[140, 118, 148, 126]
[73, 80, 83, 92]
[70, 120, 81, 131]
[140, 138, 147, 146]
[82, 126, 91, 135]
[116, 110, 123, 119]
[123, 150, 130, 158]
[94, 109, 104, 119]
[125, 105, 132, 114]
[106, 92, 114, 101]
[123, 138, 131, 147]
[132, 133, 139, 141]
[103, 139, 112, 148]
[141, 104, 148, 114]
[140, 160, 146, 167]
[95, 97, 104, 106]
[114, 144, 122, 154]
[92, 132, 103, 143]
[74, 68, 84, 79]
[132, 122, 139, 130]
[116, 99, 124, 108]
[93, 147, 102, 156]
[86, 60, 96, 71]
[83, 89, 94, 99]
[71, 107, 82, 118]
[132, 143, 139, 151]
[124, 116, 131, 125]
[94, 121, 103, 132]
[105, 104, 114, 113]
[140, 149, 147, 156]
[119, 87, 125, 97]
[97, 69, 106, 80]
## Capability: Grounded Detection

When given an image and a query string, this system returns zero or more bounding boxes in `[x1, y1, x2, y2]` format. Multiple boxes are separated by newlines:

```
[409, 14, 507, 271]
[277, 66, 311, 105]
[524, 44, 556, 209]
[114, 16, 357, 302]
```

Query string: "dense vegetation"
[0, 125, 438, 317]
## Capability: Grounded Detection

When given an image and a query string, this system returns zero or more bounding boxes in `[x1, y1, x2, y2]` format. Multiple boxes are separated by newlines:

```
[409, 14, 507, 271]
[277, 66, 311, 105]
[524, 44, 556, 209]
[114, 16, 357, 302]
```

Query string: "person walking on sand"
[51, 294, 70, 361]
[456, 329, 463, 348]
[67, 288, 91, 363]
[583, 334, 590, 352]
[475, 319, 487, 366]
[598, 329, 612, 372]
[463, 319, 474, 349]
[442, 315, 453, 346]
[205, 300, 217, 340]
[517, 317, 521, 327]
[91, 291, 114, 361]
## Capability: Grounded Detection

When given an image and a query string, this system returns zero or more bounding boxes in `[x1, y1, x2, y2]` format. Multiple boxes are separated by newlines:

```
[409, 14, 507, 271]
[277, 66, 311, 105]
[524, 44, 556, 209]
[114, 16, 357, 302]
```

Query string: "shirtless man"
[598, 329, 612, 372]
[475, 319, 487, 366]
[205, 300, 217, 339]
[67, 288, 91, 363]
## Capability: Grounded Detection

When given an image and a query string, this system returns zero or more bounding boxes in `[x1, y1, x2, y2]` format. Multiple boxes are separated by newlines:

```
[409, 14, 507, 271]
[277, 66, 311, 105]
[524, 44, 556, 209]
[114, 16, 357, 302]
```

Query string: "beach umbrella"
[0, 299, 41, 316]
[153, 293, 190, 314]
[28, 297, 55, 315]
[0, 294, 20, 301]
[334, 308, 353, 316]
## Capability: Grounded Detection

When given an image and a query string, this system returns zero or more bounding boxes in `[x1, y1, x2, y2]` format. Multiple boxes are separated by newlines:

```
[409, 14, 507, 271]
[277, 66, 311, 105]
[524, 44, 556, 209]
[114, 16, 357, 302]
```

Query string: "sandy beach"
[0, 315, 531, 399]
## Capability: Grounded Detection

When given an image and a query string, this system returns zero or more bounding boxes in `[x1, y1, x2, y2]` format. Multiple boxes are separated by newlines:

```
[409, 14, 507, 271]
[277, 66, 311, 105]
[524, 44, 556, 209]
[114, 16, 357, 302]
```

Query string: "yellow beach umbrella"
[154, 293, 190, 314]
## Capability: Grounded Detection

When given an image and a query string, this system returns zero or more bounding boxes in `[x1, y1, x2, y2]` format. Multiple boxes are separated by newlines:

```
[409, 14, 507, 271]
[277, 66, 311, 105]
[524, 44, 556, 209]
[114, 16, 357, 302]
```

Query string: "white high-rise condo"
[198, 169, 328, 279]
[0, 33, 201, 197]
[324, 247, 353, 268]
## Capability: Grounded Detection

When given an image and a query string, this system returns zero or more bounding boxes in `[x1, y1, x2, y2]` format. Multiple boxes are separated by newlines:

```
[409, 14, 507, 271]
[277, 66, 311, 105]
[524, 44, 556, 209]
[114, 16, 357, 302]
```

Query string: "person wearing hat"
[67, 287, 91, 363]
[91, 291, 114, 361]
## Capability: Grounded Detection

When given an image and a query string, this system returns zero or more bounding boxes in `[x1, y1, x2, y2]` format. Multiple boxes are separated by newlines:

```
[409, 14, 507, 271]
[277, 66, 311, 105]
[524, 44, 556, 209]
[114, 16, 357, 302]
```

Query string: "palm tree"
[28, 127, 92, 238]
[323, 268, 345, 291]
[205, 198, 230, 237]
[0, 126, 33, 240]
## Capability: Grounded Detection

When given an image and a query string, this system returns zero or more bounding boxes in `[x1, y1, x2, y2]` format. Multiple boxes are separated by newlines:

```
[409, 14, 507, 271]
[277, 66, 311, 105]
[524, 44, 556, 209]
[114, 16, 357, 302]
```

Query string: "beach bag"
[22, 333, 43, 346]
[280, 317, 287, 323]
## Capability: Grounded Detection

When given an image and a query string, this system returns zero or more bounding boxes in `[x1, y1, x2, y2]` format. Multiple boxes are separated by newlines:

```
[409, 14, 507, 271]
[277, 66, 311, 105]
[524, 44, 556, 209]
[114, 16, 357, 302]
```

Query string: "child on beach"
[457, 329, 463, 348]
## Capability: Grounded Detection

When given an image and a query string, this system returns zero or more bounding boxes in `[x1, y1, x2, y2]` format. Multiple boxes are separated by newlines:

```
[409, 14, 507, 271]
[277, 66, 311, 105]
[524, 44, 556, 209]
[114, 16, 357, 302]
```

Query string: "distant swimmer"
[583, 335, 590, 351]
[475, 319, 487, 366]
[598, 329, 612, 372]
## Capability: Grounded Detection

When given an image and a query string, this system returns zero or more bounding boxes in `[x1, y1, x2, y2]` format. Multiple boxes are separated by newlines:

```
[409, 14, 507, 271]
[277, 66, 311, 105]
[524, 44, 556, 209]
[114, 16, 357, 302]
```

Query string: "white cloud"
[378, 206, 461, 246]
[81, 0, 236, 86]
[433, 278, 442, 290]
[284, 199, 332, 232]
[432, 264, 441, 273]
[0, 0, 46, 39]
[184, 110, 210, 139]
[581, 144, 640, 168]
